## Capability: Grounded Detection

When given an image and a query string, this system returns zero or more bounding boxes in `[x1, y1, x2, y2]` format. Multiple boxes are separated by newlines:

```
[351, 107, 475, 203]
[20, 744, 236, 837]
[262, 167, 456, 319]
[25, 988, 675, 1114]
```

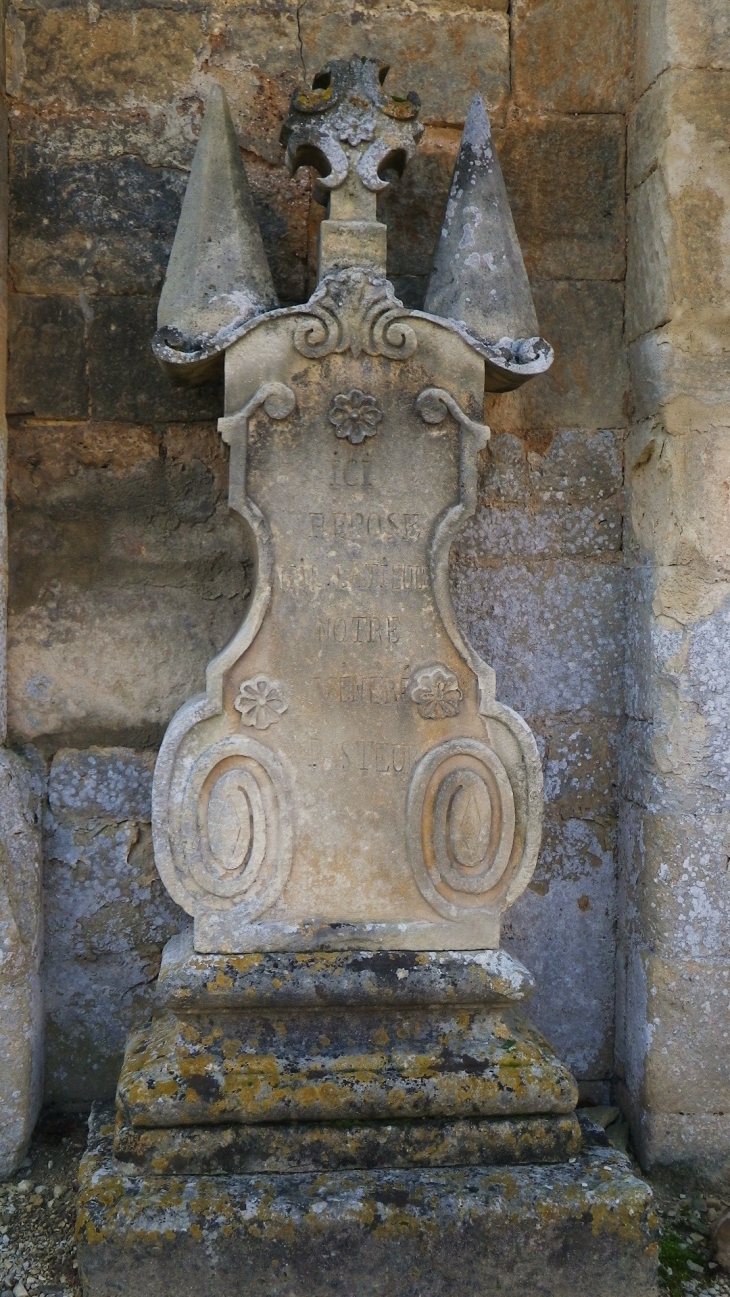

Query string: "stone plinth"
[110, 941, 581, 1175]
[77, 1107, 658, 1297]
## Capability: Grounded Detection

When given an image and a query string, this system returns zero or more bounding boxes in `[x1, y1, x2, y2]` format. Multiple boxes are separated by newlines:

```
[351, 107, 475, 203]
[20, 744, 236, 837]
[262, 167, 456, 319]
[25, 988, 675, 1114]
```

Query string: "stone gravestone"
[76, 59, 657, 1297]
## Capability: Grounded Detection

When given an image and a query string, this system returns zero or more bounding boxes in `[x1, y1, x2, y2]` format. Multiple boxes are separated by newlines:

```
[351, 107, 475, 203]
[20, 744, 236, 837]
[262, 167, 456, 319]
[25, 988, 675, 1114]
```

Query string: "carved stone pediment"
[293, 269, 417, 360]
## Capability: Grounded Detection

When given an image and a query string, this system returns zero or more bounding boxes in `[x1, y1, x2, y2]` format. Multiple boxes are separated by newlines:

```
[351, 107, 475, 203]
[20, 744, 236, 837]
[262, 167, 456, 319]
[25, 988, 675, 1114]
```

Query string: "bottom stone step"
[78, 1106, 658, 1297]
[114, 1111, 582, 1174]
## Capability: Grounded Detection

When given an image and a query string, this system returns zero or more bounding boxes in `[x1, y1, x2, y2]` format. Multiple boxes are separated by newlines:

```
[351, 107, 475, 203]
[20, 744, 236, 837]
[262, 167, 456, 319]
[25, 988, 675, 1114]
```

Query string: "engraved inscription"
[328, 389, 383, 444]
[277, 561, 428, 594]
[407, 663, 463, 719]
[234, 676, 288, 729]
[316, 615, 400, 643]
[314, 671, 410, 706]
[330, 447, 373, 491]
[305, 738, 416, 775]
[342, 740, 416, 773]
[309, 511, 421, 541]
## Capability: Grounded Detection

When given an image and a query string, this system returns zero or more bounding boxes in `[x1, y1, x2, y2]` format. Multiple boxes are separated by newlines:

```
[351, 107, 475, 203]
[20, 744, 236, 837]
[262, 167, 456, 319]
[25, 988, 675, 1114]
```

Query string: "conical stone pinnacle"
[157, 83, 278, 349]
[424, 94, 539, 347]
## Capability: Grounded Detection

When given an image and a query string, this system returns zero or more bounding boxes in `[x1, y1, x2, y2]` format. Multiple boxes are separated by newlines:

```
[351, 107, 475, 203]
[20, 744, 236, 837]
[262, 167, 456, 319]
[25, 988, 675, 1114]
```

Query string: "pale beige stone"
[625, 171, 675, 343]
[636, 1112, 730, 1186]
[641, 957, 730, 1112]
[627, 71, 730, 339]
[0, 752, 43, 1178]
[155, 294, 542, 952]
[626, 416, 730, 580]
[152, 69, 546, 954]
[635, 0, 730, 99]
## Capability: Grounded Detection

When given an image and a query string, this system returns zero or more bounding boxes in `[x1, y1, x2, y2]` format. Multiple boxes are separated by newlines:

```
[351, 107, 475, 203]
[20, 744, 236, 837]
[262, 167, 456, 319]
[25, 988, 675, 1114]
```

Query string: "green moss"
[658, 1225, 708, 1297]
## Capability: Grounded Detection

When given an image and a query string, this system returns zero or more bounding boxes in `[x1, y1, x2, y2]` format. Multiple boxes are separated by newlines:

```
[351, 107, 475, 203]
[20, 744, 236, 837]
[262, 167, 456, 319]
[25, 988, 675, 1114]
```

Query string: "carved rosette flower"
[328, 389, 383, 445]
[234, 676, 288, 730]
[407, 664, 463, 720]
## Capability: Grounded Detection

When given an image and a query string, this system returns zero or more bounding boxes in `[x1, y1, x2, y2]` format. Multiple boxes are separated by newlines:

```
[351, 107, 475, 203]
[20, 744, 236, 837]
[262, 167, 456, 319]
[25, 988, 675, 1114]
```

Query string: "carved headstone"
[152, 60, 547, 956]
[77, 61, 657, 1297]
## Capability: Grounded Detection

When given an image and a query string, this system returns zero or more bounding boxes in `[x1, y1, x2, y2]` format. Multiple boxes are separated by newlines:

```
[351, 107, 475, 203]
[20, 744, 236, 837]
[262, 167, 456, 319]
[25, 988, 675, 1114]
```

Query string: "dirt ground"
[0, 1112, 727, 1297]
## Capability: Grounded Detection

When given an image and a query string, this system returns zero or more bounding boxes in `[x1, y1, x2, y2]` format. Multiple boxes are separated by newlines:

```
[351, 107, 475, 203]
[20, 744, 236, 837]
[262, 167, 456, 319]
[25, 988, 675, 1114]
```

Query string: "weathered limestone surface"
[115, 1112, 583, 1176]
[619, 0, 730, 1181]
[0, 751, 43, 1176]
[0, 0, 45, 1177]
[72, 73, 659, 1297]
[77, 1107, 658, 1297]
[43, 748, 183, 1103]
[512, 0, 632, 113]
[8, 423, 246, 748]
[6, 0, 629, 1110]
[116, 1005, 578, 1127]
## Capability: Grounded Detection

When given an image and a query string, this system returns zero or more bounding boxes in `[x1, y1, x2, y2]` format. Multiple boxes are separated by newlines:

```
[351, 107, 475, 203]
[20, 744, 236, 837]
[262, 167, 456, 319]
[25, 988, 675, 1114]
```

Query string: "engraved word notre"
[329, 390, 383, 445]
[234, 676, 288, 730]
[407, 664, 463, 719]
[316, 615, 399, 644]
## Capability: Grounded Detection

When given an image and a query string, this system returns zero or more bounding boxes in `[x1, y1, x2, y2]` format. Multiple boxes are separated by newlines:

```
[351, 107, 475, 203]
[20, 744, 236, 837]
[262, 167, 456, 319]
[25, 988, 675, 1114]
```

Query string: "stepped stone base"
[77, 1107, 658, 1297]
[115, 1112, 582, 1174]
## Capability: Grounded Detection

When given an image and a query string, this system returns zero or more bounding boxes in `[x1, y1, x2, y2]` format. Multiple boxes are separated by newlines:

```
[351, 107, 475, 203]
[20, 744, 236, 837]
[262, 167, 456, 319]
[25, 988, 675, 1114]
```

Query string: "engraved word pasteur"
[328, 390, 383, 444]
[234, 677, 288, 730]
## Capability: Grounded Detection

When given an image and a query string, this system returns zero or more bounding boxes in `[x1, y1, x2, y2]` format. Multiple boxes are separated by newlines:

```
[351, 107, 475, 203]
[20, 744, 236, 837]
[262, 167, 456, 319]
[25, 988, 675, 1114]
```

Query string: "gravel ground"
[0, 1115, 84, 1297]
[0, 1112, 727, 1297]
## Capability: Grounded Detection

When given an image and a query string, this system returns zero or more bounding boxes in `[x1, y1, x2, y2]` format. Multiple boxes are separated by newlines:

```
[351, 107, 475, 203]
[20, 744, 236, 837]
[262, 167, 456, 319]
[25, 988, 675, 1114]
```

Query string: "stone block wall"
[4, 0, 632, 1105]
[618, 0, 730, 1185]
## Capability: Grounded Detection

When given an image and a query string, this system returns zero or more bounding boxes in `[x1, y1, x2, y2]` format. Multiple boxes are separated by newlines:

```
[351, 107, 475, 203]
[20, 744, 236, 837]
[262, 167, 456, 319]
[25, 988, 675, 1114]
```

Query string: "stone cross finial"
[281, 57, 423, 277]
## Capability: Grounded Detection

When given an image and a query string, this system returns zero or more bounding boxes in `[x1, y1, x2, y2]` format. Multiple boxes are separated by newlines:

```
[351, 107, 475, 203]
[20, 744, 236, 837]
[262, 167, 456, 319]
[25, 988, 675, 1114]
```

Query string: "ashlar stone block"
[7, 8, 206, 112]
[487, 280, 629, 434]
[453, 557, 624, 718]
[9, 143, 188, 298]
[299, 3, 510, 125]
[635, 0, 730, 99]
[641, 957, 730, 1116]
[7, 421, 246, 747]
[498, 116, 626, 281]
[512, 0, 632, 113]
[42, 748, 183, 1104]
[7, 295, 87, 418]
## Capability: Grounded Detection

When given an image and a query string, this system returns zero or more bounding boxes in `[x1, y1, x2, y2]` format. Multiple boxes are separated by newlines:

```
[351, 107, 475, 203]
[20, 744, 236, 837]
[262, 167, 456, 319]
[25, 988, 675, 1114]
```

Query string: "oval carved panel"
[205, 767, 266, 882]
[435, 769, 493, 872]
[406, 738, 516, 920]
[179, 734, 293, 917]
